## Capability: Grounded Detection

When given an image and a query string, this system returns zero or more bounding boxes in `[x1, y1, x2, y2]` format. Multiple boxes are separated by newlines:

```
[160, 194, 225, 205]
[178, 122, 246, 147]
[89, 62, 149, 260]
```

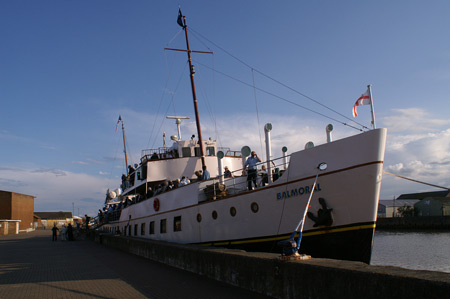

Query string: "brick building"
[34, 211, 73, 228]
[0, 190, 35, 231]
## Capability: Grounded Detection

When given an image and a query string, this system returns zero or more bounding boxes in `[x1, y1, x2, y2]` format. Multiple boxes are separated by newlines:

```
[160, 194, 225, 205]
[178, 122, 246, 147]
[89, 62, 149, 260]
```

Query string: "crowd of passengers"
[100, 165, 214, 222]
[100, 150, 283, 222]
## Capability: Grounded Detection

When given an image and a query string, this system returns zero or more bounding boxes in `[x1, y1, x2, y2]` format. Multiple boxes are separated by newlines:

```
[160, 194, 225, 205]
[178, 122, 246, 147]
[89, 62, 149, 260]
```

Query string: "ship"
[98, 11, 387, 264]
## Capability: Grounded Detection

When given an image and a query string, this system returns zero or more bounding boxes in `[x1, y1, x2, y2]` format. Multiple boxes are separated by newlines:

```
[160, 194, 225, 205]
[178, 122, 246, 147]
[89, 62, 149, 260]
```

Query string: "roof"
[379, 199, 419, 207]
[396, 190, 450, 200]
[0, 190, 35, 198]
[34, 211, 73, 220]
[418, 197, 450, 206]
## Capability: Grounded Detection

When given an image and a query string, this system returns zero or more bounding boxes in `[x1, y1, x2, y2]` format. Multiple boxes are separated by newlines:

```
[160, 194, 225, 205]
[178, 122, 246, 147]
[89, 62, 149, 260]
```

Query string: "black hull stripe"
[193, 221, 376, 246]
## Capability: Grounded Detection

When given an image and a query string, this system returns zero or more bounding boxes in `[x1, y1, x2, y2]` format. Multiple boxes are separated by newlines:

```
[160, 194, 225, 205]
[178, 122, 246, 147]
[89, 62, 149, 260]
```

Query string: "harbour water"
[371, 230, 450, 273]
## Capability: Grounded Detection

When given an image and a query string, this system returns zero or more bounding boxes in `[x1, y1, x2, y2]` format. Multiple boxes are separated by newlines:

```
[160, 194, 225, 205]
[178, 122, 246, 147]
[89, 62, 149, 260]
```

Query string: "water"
[371, 230, 450, 273]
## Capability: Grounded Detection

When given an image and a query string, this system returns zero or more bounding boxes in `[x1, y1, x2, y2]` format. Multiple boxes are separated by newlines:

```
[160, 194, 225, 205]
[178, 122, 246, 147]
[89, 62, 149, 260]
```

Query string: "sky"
[1, 1, 450, 216]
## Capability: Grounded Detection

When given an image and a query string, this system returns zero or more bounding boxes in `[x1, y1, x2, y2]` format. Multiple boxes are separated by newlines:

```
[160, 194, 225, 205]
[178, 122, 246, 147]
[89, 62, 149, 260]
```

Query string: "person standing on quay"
[60, 224, 67, 241]
[67, 223, 74, 241]
[244, 151, 261, 190]
[51, 224, 59, 241]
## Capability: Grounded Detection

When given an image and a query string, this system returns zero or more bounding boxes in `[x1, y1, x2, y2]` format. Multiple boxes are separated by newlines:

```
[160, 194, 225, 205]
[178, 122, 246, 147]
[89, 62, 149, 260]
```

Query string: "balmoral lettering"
[276, 183, 322, 200]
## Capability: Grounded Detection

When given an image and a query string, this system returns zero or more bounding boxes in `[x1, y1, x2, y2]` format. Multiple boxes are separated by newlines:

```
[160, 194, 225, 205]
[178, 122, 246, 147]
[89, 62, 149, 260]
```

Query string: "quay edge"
[93, 231, 450, 299]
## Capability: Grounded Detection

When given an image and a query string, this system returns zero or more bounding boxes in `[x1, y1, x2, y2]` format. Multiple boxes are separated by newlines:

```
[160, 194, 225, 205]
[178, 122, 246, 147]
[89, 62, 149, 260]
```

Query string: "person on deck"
[224, 166, 233, 178]
[244, 151, 261, 190]
[194, 170, 202, 181]
[180, 176, 190, 186]
[259, 164, 268, 186]
[201, 166, 210, 180]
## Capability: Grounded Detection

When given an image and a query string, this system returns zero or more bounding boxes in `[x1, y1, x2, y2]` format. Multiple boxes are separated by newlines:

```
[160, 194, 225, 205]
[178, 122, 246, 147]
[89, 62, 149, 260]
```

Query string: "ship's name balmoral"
[276, 184, 322, 200]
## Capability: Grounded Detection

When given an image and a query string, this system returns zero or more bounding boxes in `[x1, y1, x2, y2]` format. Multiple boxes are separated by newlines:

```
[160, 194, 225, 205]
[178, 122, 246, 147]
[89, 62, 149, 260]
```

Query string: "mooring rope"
[383, 171, 450, 190]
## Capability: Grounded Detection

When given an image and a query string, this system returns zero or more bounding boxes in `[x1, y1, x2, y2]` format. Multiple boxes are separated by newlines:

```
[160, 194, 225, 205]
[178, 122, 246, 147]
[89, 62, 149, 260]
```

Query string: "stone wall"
[95, 233, 450, 299]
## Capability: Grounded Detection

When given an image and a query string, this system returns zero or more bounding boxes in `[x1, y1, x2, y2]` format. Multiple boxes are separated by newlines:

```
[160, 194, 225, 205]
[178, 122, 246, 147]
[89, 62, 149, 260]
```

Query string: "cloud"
[86, 158, 105, 165]
[0, 167, 109, 216]
[381, 112, 450, 198]
[382, 108, 450, 133]
[32, 168, 67, 177]
[72, 161, 89, 165]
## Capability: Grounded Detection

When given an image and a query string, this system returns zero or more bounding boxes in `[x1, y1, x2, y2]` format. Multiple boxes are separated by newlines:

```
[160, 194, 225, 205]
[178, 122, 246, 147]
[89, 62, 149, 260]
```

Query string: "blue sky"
[1, 1, 450, 216]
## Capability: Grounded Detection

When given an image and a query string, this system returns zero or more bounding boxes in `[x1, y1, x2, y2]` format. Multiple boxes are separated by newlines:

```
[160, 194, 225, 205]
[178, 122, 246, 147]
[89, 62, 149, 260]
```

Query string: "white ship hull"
[101, 128, 386, 263]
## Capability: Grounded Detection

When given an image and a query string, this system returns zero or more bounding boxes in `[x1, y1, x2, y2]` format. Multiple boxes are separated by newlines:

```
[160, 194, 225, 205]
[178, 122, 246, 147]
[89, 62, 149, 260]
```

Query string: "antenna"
[166, 116, 190, 140]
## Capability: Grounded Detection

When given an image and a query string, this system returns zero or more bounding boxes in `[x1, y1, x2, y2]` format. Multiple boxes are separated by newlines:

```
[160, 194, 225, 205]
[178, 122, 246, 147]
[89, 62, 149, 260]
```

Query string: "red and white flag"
[352, 88, 371, 117]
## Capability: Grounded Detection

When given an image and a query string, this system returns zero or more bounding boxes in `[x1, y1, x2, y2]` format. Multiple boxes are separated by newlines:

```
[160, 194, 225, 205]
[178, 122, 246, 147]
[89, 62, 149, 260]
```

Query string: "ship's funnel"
[326, 124, 333, 143]
[264, 123, 273, 185]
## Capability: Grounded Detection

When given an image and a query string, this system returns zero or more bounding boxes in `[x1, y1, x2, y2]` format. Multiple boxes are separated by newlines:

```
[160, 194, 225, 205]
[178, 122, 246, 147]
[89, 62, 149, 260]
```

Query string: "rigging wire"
[189, 27, 369, 131]
[383, 171, 450, 190]
[146, 51, 173, 150]
[106, 129, 123, 187]
[151, 60, 189, 149]
[210, 49, 221, 147]
[166, 28, 184, 47]
[192, 59, 364, 132]
[251, 69, 264, 155]
[187, 31, 224, 147]
[195, 72, 216, 137]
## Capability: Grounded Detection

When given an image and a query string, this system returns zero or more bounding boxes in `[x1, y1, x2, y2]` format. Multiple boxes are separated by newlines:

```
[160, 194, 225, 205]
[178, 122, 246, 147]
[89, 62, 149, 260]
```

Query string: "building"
[34, 212, 73, 228]
[378, 199, 419, 218]
[0, 190, 35, 231]
[415, 198, 450, 216]
[396, 190, 450, 200]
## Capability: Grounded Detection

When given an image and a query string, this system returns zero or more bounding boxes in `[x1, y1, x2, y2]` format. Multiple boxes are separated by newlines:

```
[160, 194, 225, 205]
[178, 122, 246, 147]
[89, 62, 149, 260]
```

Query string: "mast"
[183, 16, 205, 167]
[165, 11, 213, 169]
[119, 117, 129, 176]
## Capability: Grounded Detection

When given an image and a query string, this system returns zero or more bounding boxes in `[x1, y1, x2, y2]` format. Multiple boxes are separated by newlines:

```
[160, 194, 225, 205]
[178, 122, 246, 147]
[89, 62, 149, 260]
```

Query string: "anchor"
[307, 197, 333, 227]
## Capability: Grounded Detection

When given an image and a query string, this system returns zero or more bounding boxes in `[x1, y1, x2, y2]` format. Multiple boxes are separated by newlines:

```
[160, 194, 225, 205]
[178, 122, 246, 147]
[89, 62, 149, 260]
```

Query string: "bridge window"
[174, 216, 182, 232]
[134, 224, 138, 236]
[182, 147, 191, 157]
[194, 147, 201, 157]
[141, 223, 145, 235]
[206, 146, 215, 156]
[149, 221, 155, 235]
[160, 219, 167, 233]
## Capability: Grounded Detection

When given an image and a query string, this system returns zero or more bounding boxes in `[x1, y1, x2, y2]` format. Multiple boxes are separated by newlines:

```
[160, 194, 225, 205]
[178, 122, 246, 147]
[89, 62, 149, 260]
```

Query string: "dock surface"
[0, 230, 269, 299]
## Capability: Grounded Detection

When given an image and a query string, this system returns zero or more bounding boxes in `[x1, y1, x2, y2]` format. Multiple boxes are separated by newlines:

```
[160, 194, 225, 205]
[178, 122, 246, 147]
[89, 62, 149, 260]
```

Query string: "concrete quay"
[96, 232, 450, 299]
[0, 230, 269, 299]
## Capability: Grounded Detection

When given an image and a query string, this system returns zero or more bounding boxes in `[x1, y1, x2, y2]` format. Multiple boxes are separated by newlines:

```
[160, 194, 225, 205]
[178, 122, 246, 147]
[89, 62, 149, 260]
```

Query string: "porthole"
[251, 202, 259, 213]
[212, 210, 218, 219]
[197, 213, 202, 223]
[230, 207, 237, 217]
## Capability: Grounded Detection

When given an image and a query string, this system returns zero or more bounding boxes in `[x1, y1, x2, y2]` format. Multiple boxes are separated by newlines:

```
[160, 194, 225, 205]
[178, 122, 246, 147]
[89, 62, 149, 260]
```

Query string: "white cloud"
[382, 108, 450, 133]
[380, 110, 450, 198]
[0, 167, 109, 216]
[72, 161, 89, 165]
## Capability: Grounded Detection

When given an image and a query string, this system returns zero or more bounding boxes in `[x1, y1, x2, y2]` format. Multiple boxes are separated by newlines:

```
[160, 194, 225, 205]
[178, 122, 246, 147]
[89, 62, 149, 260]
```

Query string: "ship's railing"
[93, 209, 122, 229]
[97, 155, 290, 227]
[217, 147, 242, 157]
[200, 155, 290, 200]
[141, 147, 178, 163]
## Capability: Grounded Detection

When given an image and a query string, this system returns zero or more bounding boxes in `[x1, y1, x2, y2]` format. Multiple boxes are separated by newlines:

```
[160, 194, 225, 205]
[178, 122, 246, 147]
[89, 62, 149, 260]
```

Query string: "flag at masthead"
[177, 9, 185, 28]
